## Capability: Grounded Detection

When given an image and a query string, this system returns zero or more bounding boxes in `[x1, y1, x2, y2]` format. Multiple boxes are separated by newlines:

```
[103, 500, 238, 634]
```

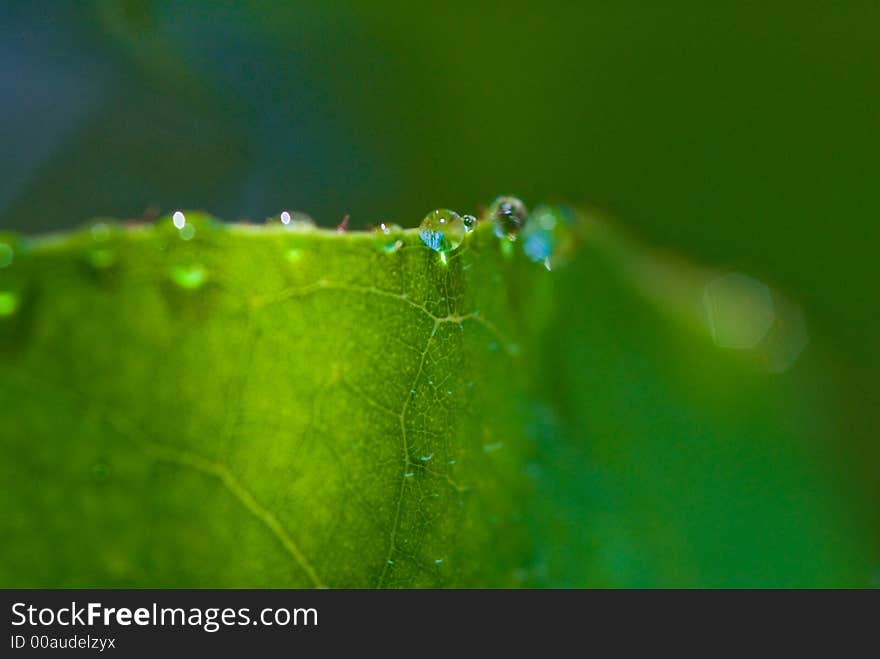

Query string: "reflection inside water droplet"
[170, 265, 207, 289]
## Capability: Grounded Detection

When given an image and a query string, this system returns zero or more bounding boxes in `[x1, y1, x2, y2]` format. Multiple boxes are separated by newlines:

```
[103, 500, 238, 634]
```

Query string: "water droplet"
[488, 196, 527, 241]
[376, 221, 402, 235]
[0, 243, 14, 269]
[434, 559, 443, 565]
[420, 454, 434, 462]
[170, 264, 207, 290]
[387, 559, 394, 565]
[419, 209, 466, 253]
[462, 214, 477, 233]
[279, 211, 314, 231]
[172, 211, 186, 230]
[90, 222, 112, 242]
[448, 459, 456, 465]
[381, 240, 403, 255]
[179, 224, 196, 241]
[521, 205, 576, 268]
[0, 290, 19, 317]
[403, 471, 414, 478]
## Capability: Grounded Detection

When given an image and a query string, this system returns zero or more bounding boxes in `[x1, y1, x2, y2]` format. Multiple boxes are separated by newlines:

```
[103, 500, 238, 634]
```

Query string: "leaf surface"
[0, 211, 875, 587]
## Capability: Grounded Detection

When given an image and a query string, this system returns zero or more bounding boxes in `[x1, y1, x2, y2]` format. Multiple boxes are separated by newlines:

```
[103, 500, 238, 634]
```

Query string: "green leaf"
[0, 214, 538, 587]
[0, 209, 875, 587]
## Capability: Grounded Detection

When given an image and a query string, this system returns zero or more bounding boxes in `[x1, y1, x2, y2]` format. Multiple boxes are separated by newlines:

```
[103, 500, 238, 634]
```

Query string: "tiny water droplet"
[448, 459, 456, 465]
[279, 211, 314, 231]
[170, 264, 207, 290]
[0, 290, 19, 317]
[90, 222, 112, 242]
[420, 454, 434, 462]
[434, 559, 443, 565]
[403, 471, 414, 478]
[522, 205, 576, 268]
[0, 243, 14, 269]
[489, 196, 528, 241]
[419, 209, 466, 253]
[462, 214, 477, 233]
[179, 224, 196, 241]
[381, 239, 403, 255]
[376, 221, 402, 235]
[387, 559, 394, 565]
[172, 211, 186, 230]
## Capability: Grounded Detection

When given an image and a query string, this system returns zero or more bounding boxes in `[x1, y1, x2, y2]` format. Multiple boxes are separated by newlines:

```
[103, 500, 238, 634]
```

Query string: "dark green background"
[1, 1, 878, 586]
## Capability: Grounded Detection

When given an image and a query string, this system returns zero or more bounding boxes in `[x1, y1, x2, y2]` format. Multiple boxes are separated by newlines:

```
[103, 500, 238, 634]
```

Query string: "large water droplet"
[170, 264, 207, 290]
[521, 205, 576, 269]
[489, 196, 527, 241]
[0, 242, 13, 269]
[0, 290, 19, 317]
[419, 209, 466, 253]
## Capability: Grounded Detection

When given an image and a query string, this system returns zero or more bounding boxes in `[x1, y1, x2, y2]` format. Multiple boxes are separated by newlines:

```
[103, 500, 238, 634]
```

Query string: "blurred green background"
[1, 1, 878, 586]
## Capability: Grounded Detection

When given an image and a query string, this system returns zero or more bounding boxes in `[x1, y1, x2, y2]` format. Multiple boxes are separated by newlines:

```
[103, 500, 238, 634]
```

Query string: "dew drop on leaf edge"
[488, 196, 528, 241]
[521, 204, 576, 268]
[419, 209, 466, 253]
